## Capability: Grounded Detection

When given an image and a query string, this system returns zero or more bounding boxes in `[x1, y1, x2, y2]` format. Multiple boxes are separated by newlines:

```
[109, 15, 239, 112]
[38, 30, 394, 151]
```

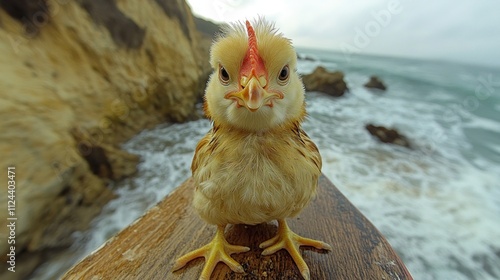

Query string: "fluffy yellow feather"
[173, 18, 331, 280]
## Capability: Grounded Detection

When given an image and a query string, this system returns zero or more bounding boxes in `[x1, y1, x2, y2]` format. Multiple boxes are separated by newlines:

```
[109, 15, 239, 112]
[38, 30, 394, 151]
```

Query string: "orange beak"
[224, 20, 283, 112]
[225, 75, 282, 112]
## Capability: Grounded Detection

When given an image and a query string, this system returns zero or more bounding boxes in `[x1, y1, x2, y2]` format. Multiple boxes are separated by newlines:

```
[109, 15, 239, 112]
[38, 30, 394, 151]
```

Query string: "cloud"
[186, 0, 500, 67]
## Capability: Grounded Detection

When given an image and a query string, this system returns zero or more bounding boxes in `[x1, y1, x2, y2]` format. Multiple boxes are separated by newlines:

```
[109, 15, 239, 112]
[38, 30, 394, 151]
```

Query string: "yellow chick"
[173, 19, 331, 280]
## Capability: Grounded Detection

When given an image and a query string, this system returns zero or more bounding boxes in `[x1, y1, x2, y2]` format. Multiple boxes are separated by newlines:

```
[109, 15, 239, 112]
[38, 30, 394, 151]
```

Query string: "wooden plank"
[63, 174, 413, 279]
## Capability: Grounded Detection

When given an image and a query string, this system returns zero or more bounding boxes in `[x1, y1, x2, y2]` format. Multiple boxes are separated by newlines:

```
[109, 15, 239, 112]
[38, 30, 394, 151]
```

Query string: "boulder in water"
[297, 53, 317, 61]
[365, 124, 411, 148]
[302, 66, 348, 97]
[364, 76, 387, 91]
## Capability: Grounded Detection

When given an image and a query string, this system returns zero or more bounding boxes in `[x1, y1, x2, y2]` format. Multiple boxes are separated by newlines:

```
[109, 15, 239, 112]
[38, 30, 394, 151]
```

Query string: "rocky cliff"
[0, 0, 210, 278]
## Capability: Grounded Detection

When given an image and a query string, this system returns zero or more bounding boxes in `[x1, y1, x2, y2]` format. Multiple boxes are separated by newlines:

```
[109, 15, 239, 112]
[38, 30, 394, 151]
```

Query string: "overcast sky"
[186, 0, 500, 68]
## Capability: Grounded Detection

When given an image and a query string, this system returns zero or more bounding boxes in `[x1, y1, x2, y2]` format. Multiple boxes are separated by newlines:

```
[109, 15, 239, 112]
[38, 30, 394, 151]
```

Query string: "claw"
[259, 219, 331, 279]
[173, 225, 249, 279]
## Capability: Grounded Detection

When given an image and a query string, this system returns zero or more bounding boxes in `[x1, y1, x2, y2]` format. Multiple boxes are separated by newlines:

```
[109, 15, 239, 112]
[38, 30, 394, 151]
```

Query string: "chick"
[173, 19, 331, 280]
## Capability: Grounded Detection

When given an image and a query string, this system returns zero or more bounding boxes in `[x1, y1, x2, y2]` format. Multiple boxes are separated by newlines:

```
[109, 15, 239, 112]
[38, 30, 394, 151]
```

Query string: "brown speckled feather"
[191, 121, 321, 226]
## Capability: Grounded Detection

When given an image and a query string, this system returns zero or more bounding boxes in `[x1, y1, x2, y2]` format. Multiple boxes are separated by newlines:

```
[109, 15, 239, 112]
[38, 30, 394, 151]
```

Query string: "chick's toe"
[260, 219, 332, 280]
[173, 225, 249, 279]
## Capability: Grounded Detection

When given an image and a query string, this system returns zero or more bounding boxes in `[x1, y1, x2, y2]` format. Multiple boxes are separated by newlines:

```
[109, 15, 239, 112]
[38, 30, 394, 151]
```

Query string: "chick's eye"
[278, 65, 289, 84]
[219, 65, 230, 85]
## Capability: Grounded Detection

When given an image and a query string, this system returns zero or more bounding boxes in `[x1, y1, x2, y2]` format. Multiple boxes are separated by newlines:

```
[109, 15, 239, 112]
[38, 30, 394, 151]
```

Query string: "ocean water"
[32, 49, 500, 280]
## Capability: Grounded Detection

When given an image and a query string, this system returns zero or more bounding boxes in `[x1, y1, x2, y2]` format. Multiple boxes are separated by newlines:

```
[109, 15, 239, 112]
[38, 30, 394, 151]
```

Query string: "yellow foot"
[172, 225, 250, 280]
[259, 219, 332, 280]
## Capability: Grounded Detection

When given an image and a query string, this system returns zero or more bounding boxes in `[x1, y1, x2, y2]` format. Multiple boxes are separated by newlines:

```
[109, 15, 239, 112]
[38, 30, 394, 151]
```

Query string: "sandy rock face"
[0, 0, 208, 278]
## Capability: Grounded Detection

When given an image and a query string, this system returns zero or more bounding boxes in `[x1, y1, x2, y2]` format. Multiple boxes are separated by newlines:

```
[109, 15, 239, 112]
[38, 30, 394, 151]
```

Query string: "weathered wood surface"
[63, 174, 412, 279]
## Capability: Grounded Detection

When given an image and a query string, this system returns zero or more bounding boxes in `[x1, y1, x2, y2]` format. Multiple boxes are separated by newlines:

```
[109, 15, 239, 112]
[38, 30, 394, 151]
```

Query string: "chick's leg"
[173, 225, 250, 280]
[260, 219, 332, 280]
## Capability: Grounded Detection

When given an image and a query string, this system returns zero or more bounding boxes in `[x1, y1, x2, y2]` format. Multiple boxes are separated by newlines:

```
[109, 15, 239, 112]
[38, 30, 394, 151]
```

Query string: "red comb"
[240, 20, 267, 83]
[246, 20, 259, 71]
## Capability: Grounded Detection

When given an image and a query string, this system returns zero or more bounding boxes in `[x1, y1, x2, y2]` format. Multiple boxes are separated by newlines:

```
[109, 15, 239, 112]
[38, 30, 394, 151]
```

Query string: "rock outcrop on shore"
[364, 76, 387, 91]
[365, 124, 411, 148]
[193, 16, 221, 102]
[302, 66, 348, 97]
[0, 0, 211, 278]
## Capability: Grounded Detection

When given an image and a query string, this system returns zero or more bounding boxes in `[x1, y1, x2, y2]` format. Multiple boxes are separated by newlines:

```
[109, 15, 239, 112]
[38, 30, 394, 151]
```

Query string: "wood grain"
[63, 174, 413, 279]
